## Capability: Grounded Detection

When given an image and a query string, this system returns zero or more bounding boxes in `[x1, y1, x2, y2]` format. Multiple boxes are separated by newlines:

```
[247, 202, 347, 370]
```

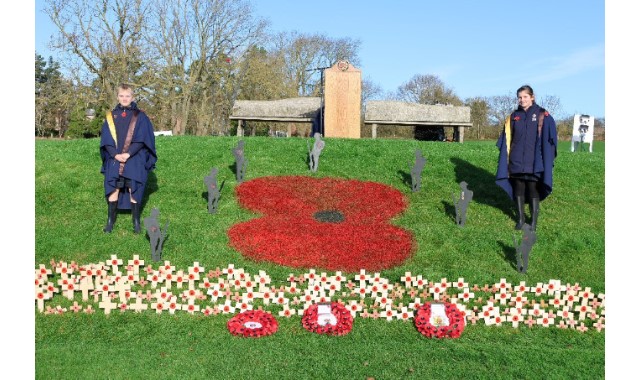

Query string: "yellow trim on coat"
[106, 112, 118, 148]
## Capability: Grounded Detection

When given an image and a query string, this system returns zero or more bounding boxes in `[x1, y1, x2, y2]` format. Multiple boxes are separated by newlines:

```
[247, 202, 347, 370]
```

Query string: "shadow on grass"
[397, 170, 412, 191]
[141, 171, 158, 213]
[449, 157, 514, 221]
[441, 200, 457, 224]
[497, 240, 518, 272]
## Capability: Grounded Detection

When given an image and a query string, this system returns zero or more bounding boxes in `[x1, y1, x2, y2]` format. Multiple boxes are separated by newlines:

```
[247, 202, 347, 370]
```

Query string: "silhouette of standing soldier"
[308, 133, 325, 172]
[410, 149, 427, 192]
[232, 140, 247, 183]
[204, 167, 221, 214]
[452, 181, 473, 227]
[514, 224, 536, 273]
[144, 207, 169, 261]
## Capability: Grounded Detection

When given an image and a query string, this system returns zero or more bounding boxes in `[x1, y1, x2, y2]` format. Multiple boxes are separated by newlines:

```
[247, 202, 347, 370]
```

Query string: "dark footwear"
[530, 198, 540, 231]
[131, 202, 141, 234]
[514, 196, 526, 230]
[103, 201, 118, 233]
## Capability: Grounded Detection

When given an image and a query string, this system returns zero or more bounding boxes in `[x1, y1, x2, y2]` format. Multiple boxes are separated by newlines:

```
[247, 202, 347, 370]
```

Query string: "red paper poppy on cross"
[228, 176, 414, 272]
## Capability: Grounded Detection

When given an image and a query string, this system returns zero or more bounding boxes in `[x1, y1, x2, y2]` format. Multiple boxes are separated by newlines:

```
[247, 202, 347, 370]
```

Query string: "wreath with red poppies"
[227, 310, 278, 338]
[414, 302, 465, 339]
[302, 302, 353, 336]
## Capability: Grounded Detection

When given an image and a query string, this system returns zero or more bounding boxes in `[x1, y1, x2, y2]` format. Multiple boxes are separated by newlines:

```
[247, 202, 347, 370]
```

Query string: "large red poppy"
[228, 176, 414, 272]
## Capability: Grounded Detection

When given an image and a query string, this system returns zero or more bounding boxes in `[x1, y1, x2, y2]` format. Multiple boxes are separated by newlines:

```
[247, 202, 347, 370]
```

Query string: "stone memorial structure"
[230, 97, 321, 137]
[364, 101, 472, 142]
[323, 60, 362, 138]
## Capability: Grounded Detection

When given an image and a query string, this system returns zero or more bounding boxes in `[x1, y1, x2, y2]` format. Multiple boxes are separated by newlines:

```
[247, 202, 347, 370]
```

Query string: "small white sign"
[317, 303, 337, 326]
[429, 303, 450, 327]
[243, 321, 263, 329]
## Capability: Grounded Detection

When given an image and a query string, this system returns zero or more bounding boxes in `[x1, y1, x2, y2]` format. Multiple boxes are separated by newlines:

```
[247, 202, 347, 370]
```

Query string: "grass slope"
[35, 136, 605, 379]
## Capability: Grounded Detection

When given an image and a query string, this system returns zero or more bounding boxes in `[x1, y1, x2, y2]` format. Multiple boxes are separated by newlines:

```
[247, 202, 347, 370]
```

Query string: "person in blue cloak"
[495, 85, 557, 231]
[100, 84, 157, 233]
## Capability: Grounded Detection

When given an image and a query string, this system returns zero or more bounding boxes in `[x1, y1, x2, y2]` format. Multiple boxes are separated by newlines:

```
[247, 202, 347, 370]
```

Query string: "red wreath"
[302, 302, 353, 336]
[228, 176, 414, 272]
[227, 310, 278, 338]
[414, 302, 465, 339]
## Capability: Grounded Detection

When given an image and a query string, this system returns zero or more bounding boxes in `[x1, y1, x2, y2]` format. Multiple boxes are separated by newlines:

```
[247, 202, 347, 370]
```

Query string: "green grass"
[35, 136, 605, 379]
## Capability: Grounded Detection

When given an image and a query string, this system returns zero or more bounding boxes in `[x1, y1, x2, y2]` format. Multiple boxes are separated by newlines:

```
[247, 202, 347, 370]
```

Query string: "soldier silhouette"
[204, 167, 221, 214]
[308, 133, 325, 172]
[232, 140, 247, 182]
[410, 149, 427, 192]
[452, 181, 473, 227]
[514, 224, 537, 273]
[144, 207, 169, 261]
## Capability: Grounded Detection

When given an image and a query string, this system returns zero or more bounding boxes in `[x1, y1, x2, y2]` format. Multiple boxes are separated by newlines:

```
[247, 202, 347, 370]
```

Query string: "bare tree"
[538, 95, 563, 118]
[486, 94, 516, 126]
[144, 0, 267, 135]
[465, 96, 489, 140]
[45, 0, 149, 107]
[395, 74, 462, 106]
[272, 32, 361, 96]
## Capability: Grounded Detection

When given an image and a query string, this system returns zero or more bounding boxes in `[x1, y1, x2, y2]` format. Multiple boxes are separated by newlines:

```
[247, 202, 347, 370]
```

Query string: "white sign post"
[571, 114, 594, 153]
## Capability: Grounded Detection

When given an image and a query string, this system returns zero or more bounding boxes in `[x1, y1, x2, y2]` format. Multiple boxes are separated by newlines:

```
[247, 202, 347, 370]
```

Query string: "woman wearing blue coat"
[496, 85, 557, 231]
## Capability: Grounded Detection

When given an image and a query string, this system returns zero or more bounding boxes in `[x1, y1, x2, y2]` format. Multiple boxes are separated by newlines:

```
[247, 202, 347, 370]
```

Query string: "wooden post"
[323, 60, 362, 138]
[372, 123, 378, 139]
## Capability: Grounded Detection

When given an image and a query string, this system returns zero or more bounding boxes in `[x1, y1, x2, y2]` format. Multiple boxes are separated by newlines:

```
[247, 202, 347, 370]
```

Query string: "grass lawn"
[34, 136, 605, 379]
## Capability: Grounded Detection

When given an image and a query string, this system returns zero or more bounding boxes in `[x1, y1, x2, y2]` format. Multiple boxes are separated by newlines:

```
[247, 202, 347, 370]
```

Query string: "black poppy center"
[313, 210, 344, 223]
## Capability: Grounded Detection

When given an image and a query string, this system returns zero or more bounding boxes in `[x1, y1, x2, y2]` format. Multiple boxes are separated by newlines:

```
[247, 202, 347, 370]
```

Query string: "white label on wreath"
[244, 321, 263, 329]
[429, 303, 450, 327]
[318, 304, 332, 314]
[317, 313, 337, 326]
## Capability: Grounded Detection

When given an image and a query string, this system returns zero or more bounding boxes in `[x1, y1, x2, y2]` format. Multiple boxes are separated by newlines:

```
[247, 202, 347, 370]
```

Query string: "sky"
[33, 0, 605, 119]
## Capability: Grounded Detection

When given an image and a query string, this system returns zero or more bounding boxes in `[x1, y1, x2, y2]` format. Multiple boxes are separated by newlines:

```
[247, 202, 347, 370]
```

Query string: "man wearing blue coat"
[496, 85, 557, 231]
[100, 84, 157, 233]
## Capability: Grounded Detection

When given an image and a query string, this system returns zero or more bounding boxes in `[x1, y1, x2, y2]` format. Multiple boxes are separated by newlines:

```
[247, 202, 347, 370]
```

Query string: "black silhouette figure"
[204, 167, 221, 214]
[307, 133, 325, 172]
[410, 149, 427, 192]
[144, 207, 169, 262]
[232, 140, 247, 183]
[513, 224, 537, 273]
[452, 181, 473, 227]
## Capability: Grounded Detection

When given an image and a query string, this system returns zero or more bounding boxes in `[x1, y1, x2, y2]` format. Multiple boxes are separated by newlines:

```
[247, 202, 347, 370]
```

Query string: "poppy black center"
[313, 210, 344, 223]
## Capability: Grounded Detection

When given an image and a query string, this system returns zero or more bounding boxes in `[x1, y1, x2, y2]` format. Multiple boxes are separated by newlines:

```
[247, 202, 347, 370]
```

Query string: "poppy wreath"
[302, 302, 353, 336]
[414, 302, 466, 339]
[228, 176, 414, 272]
[227, 310, 278, 338]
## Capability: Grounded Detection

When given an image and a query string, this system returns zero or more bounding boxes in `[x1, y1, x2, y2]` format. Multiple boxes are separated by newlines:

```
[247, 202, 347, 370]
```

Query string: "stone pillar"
[323, 60, 361, 138]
